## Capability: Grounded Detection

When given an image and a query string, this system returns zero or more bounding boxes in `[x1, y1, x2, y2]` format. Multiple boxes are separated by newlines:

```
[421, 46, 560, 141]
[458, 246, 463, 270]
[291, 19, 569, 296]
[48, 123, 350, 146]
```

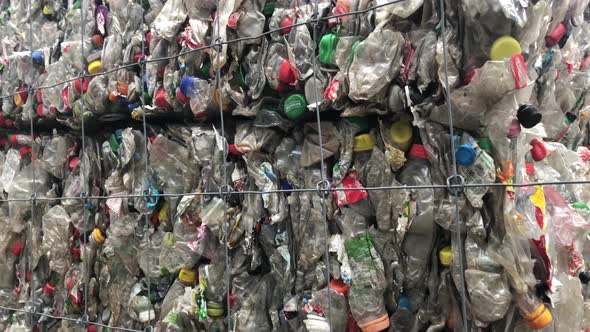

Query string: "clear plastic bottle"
[160, 268, 197, 319]
[345, 232, 389, 331]
[398, 143, 435, 306]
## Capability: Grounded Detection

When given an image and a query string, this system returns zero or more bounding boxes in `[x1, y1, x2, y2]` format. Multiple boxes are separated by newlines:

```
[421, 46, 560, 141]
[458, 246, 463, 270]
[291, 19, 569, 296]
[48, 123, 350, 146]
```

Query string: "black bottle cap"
[517, 104, 542, 129]
[580, 271, 590, 284]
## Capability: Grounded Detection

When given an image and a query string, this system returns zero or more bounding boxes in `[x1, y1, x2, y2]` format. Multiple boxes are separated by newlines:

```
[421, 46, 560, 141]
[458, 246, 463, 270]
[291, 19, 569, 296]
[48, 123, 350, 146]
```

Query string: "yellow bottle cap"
[439, 246, 452, 267]
[178, 268, 196, 285]
[525, 303, 553, 330]
[14, 94, 24, 107]
[353, 134, 375, 152]
[490, 36, 522, 61]
[92, 228, 106, 244]
[43, 6, 55, 15]
[207, 302, 225, 317]
[158, 199, 169, 222]
[389, 121, 413, 152]
[88, 60, 102, 75]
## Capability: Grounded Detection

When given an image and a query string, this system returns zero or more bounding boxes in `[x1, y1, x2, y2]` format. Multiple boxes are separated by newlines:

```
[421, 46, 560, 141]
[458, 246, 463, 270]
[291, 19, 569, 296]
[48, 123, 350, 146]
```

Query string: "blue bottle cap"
[398, 294, 410, 310]
[32, 51, 43, 65]
[456, 144, 477, 166]
[180, 76, 194, 97]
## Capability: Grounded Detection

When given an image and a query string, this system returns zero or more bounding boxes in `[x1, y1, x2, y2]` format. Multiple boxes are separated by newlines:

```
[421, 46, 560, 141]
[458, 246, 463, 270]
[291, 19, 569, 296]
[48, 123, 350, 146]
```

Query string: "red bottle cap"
[530, 139, 547, 162]
[280, 17, 293, 35]
[87, 325, 96, 332]
[278, 59, 297, 85]
[74, 77, 89, 93]
[228, 144, 243, 156]
[409, 144, 428, 159]
[91, 34, 104, 49]
[546, 23, 566, 47]
[43, 282, 55, 296]
[26, 271, 31, 281]
[133, 52, 142, 63]
[10, 134, 18, 146]
[72, 246, 81, 260]
[154, 90, 171, 110]
[36, 104, 44, 117]
[11, 241, 24, 256]
[176, 88, 189, 104]
[19, 146, 31, 157]
[69, 156, 80, 170]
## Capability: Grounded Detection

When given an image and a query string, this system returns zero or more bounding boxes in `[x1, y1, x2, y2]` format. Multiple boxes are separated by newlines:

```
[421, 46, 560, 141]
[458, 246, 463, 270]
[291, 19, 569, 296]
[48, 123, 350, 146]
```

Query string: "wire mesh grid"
[0, 0, 584, 331]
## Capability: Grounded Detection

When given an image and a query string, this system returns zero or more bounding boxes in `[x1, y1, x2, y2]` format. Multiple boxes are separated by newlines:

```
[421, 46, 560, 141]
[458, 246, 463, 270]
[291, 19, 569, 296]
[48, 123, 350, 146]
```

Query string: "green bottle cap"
[319, 34, 337, 65]
[284, 94, 307, 120]
[477, 137, 493, 155]
[345, 116, 369, 133]
[263, 0, 276, 16]
[572, 201, 590, 210]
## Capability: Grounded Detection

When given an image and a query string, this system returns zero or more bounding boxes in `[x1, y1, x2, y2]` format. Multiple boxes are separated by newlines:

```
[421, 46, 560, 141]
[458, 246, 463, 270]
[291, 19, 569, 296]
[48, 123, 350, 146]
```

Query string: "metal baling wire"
[4, 176, 590, 204]
[214, 3, 233, 329]
[26, 0, 38, 327]
[438, 0, 469, 330]
[0, 0, 409, 102]
[79, 0, 91, 327]
[139, 10, 154, 331]
[309, 1, 333, 331]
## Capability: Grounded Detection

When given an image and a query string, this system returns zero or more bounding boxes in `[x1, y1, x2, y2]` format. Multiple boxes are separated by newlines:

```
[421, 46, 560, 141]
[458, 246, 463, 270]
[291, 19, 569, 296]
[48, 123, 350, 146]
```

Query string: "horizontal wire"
[0, 0, 405, 101]
[0, 179, 589, 203]
[0, 305, 143, 332]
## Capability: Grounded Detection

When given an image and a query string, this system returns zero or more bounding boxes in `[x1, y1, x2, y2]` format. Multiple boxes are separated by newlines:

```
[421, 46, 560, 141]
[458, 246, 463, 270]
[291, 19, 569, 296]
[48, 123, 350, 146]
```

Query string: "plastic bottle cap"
[263, 0, 276, 16]
[390, 120, 413, 151]
[284, 94, 307, 120]
[69, 156, 80, 170]
[353, 134, 375, 152]
[280, 17, 293, 35]
[546, 23, 566, 47]
[43, 282, 55, 296]
[75, 78, 89, 93]
[357, 314, 390, 332]
[530, 139, 547, 162]
[10, 135, 18, 146]
[398, 294, 411, 310]
[319, 34, 337, 65]
[19, 146, 31, 157]
[228, 144, 244, 156]
[93, 228, 106, 244]
[456, 144, 477, 166]
[579, 272, 590, 284]
[517, 104, 542, 129]
[176, 88, 189, 104]
[490, 36, 522, 61]
[477, 137, 492, 155]
[178, 268, 196, 285]
[91, 34, 104, 49]
[154, 90, 170, 110]
[278, 59, 297, 85]
[330, 279, 350, 295]
[88, 325, 97, 332]
[43, 6, 55, 16]
[180, 76, 194, 97]
[87, 60, 102, 75]
[525, 303, 553, 330]
[439, 245, 452, 267]
[207, 301, 225, 317]
[32, 51, 43, 65]
[11, 241, 23, 256]
[72, 247, 81, 260]
[409, 144, 428, 159]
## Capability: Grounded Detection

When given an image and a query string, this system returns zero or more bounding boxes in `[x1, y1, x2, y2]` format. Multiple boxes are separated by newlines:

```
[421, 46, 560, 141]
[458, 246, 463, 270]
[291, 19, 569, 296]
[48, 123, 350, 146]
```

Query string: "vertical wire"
[213, 3, 232, 330]
[138, 12, 153, 330]
[78, 0, 90, 325]
[437, 0, 468, 330]
[26, 0, 38, 327]
[309, 4, 333, 331]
